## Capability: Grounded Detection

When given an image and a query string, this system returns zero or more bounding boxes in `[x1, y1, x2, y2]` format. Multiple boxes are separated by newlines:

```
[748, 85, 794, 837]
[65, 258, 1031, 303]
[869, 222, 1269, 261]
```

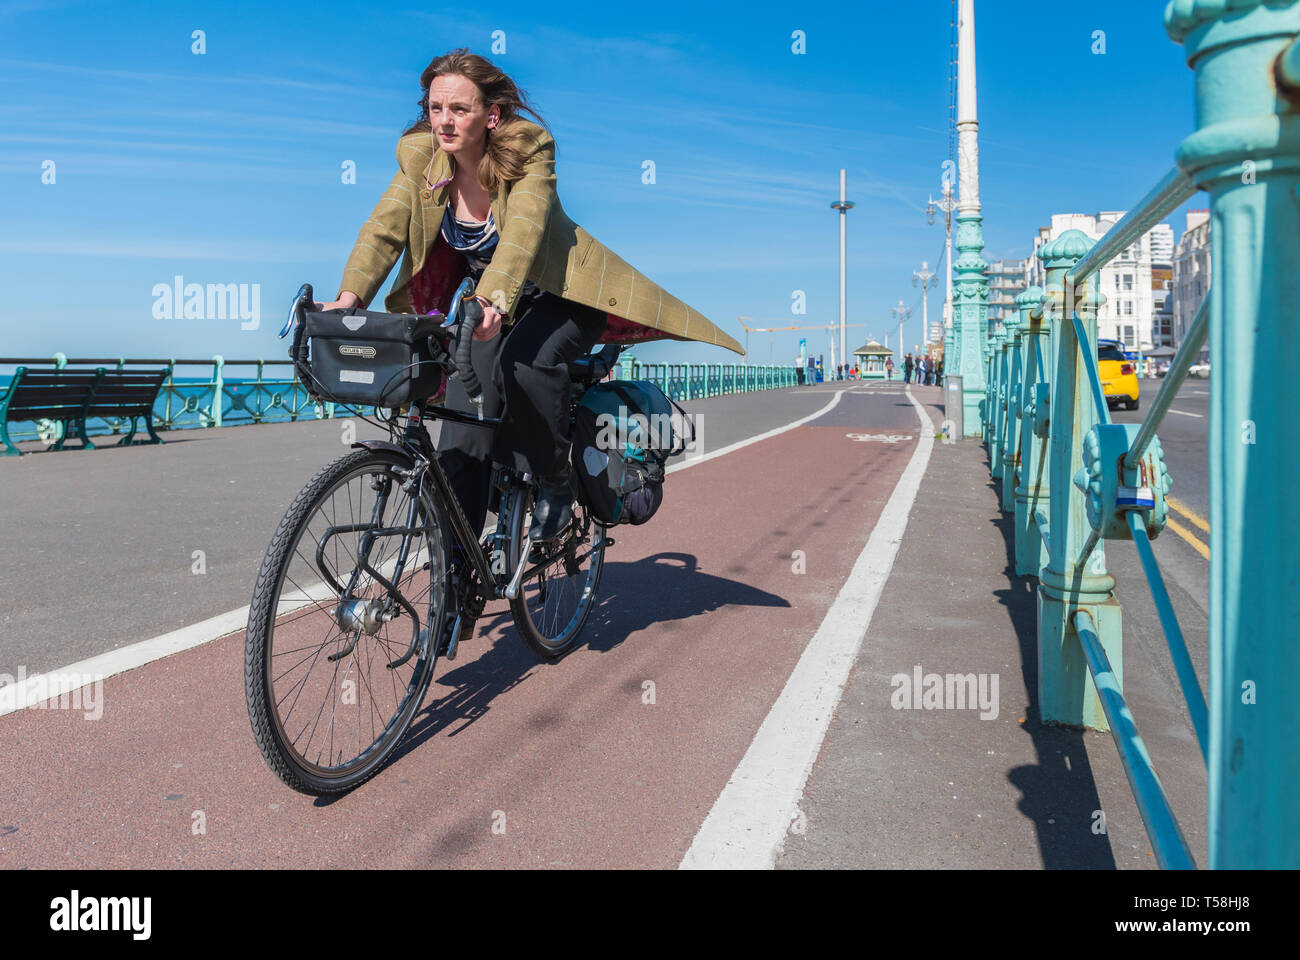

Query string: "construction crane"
[737, 317, 874, 365]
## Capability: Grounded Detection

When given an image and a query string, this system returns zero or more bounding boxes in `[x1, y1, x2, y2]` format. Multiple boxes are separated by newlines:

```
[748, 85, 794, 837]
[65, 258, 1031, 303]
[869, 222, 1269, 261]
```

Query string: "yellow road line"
[1167, 496, 1210, 534]
[1165, 517, 1210, 559]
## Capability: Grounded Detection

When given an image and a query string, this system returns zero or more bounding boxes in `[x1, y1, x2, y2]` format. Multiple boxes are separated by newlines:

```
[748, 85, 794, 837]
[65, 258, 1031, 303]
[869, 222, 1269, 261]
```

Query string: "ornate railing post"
[1014, 286, 1049, 576]
[990, 326, 1010, 476]
[977, 338, 987, 447]
[1167, 0, 1300, 867]
[1000, 313, 1024, 513]
[1036, 229, 1119, 730]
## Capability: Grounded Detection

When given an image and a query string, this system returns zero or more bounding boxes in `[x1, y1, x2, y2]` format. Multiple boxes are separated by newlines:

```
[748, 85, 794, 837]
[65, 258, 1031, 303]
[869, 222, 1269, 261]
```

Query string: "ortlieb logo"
[338, 344, 377, 358]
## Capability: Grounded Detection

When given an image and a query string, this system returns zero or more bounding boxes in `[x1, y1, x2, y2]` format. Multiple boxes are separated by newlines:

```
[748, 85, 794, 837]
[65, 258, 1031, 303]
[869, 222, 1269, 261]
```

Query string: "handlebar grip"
[455, 298, 484, 404]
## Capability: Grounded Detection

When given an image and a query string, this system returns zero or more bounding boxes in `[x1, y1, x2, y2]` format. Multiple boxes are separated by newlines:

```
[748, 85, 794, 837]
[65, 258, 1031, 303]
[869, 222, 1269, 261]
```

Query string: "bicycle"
[244, 279, 623, 796]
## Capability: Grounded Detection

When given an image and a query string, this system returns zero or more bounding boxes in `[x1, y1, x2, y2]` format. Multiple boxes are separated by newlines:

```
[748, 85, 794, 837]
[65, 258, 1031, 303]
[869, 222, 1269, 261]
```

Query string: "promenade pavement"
[776, 385, 1207, 869]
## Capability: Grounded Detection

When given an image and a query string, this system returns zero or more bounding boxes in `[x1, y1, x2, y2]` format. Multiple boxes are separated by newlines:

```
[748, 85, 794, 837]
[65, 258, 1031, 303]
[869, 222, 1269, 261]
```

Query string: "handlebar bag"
[301, 308, 445, 408]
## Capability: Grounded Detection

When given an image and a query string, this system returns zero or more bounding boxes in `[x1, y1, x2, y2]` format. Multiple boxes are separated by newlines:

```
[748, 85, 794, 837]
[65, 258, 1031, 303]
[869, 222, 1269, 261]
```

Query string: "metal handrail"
[1124, 298, 1209, 471]
[1070, 312, 1112, 426]
[1066, 168, 1197, 287]
[1127, 513, 1210, 761]
[1073, 609, 1197, 869]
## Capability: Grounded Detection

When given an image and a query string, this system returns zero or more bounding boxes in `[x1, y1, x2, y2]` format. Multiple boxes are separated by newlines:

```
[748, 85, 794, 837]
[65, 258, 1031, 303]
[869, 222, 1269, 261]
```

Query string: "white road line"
[680, 386, 936, 869]
[0, 606, 251, 718]
[0, 550, 423, 718]
[667, 388, 847, 474]
[1168, 408, 1204, 418]
[3, 392, 852, 714]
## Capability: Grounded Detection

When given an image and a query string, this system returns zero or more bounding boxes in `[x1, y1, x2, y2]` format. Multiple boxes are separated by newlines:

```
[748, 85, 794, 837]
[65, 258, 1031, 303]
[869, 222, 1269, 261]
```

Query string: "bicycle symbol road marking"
[845, 433, 914, 443]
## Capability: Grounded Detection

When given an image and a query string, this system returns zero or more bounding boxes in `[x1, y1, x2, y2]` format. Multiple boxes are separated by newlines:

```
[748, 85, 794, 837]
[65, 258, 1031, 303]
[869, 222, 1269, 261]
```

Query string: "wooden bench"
[0, 366, 168, 456]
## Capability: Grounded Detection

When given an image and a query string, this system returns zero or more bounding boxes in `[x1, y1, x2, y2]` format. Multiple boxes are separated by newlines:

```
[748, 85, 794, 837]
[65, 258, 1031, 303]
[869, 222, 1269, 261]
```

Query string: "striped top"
[439, 208, 499, 270]
[439, 206, 541, 306]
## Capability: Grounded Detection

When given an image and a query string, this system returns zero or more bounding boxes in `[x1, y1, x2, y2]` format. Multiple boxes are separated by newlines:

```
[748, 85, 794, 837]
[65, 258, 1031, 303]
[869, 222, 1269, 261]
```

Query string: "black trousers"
[436, 284, 608, 541]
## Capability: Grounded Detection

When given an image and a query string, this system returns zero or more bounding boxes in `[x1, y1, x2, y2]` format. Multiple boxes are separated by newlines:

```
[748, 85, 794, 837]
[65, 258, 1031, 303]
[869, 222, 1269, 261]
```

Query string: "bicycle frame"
[331, 328, 624, 623]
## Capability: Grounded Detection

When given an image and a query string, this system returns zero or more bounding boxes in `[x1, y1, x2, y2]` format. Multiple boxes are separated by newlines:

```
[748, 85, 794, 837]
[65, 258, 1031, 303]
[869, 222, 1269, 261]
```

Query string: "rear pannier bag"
[569, 380, 692, 526]
[301, 308, 444, 408]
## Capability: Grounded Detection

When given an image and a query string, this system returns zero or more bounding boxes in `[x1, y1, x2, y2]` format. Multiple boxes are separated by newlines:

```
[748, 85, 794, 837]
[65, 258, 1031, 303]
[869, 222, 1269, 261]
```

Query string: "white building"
[1172, 209, 1211, 350]
[1026, 214, 1174, 351]
[987, 259, 1028, 327]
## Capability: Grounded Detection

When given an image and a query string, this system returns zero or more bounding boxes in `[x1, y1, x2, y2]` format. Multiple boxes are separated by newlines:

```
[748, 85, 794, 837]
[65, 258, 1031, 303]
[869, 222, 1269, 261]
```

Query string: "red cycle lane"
[0, 389, 920, 868]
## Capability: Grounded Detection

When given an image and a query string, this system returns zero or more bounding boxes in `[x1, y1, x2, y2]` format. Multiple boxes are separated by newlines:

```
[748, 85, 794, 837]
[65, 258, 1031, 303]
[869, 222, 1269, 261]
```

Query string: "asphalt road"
[0, 382, 921, 868]
[0, 385, 833, 679]
[1108, 376, 1212, 750]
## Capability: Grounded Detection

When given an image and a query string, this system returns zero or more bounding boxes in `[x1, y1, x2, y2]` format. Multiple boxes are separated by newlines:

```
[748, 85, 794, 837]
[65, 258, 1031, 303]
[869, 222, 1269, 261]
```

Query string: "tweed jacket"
[338, 119, 743, 355]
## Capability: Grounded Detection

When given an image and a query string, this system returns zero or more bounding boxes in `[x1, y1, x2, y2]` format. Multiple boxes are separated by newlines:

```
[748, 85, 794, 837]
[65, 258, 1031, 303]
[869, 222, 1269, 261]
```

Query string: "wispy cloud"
[0, 57, 398, 100]
[0, 237, 342, 262]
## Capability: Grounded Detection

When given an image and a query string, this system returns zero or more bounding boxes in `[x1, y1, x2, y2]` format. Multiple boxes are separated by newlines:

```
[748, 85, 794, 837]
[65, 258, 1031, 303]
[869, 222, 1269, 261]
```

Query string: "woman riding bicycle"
[318, 49, 743, 554]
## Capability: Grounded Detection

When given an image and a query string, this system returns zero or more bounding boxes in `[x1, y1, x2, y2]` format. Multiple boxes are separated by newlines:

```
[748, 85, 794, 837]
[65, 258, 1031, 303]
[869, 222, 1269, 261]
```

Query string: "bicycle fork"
[323, 464, 427, 669]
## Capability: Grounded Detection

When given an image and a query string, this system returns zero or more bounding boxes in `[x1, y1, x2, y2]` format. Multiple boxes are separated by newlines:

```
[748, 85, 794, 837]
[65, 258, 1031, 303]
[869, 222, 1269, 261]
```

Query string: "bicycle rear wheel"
[244, 447, 449, 795]
[504, 481, 606, 660]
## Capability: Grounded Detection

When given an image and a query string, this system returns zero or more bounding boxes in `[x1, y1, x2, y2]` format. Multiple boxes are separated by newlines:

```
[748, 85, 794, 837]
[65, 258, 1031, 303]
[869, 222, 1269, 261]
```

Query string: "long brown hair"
[402, 48, 550, 194]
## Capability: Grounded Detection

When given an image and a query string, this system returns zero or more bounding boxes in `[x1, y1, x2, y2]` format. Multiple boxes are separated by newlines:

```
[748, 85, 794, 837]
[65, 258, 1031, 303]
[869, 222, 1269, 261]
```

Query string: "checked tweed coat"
[337, 118, 744, 355]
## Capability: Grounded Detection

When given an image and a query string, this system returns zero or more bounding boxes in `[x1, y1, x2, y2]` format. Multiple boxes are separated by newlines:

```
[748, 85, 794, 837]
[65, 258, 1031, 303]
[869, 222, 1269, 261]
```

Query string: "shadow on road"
[986, 464, 1117, 869]
[377, 551, 790, 775]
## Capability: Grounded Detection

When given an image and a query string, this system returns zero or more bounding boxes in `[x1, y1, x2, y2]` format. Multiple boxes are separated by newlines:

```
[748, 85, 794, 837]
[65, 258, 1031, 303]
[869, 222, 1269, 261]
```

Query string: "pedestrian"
[796, 354, 805, 385]
[936, 358, 944, 383]
[886, 356, 895, 380]
[903, 353, 913, 384]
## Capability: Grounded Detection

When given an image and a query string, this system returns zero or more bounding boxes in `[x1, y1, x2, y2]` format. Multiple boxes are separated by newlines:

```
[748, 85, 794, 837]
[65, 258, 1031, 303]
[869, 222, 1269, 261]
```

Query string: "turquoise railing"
[1, 353, 800, 446]
[975, 0, 1300, 869]
[617, 360, 797, 401]
[0, 355, 336, 444]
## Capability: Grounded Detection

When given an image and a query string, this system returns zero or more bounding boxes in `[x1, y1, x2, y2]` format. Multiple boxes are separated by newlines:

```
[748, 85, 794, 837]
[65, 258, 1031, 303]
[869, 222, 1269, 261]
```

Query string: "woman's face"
[428, 73, 498, 160]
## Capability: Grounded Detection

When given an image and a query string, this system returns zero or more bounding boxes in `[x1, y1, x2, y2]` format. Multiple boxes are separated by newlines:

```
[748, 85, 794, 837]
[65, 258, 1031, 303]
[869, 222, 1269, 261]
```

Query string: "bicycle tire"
[504, 481, 606, 660]
[244, 447, 449, 795]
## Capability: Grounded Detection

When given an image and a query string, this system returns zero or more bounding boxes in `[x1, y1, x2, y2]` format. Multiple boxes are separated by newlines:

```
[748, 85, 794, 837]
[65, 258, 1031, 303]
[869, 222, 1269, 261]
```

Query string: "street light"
[892, 299, 912, 368]
[929, 179, 958, 361]
[830, 170, 856, 377]
[913, 260, 937, 349]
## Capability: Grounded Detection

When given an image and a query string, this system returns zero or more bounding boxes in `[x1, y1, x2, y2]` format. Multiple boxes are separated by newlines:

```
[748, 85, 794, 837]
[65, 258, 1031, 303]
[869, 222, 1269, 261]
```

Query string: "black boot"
[529, 472, 574, 541]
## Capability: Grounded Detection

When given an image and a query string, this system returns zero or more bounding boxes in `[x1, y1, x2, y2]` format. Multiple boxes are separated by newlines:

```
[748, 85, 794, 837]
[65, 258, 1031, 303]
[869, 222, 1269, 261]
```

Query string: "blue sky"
[1, 0, 1200, 371]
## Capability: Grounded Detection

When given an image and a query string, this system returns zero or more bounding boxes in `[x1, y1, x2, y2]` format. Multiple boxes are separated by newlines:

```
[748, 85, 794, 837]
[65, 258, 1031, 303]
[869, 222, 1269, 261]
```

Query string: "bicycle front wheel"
[244, 447, 449, 795]
[504, 482, 606, 660]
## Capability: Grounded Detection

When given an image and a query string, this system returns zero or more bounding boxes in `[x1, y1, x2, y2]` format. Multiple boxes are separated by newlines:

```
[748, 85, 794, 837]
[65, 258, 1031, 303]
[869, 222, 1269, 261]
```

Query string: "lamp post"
[928, 182, 958, 370]
[892, 300, 912, 365]
[913, 260, 937, 350]
[830, 170, 856, 377]
[953, 0, 988, 434]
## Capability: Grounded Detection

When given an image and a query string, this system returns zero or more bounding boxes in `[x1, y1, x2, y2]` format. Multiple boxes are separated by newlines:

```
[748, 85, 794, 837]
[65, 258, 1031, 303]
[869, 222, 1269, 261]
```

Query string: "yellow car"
[1098, 339, 1139, 411]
